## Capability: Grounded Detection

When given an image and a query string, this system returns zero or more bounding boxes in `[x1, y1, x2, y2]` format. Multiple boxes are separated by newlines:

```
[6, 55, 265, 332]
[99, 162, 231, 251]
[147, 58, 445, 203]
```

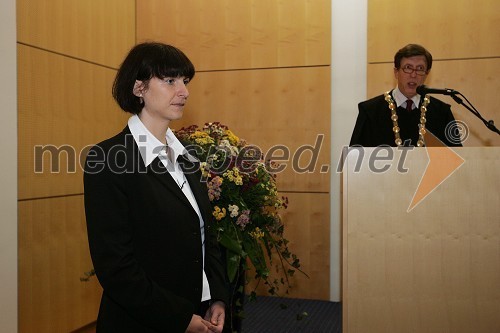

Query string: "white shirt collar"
[127, 115, 198, 167]
[393, 86, 421, 109]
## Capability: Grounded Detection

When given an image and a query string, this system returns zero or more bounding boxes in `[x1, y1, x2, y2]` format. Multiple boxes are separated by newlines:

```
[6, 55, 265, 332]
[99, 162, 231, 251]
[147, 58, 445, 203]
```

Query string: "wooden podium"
[342, 147, 500, 333]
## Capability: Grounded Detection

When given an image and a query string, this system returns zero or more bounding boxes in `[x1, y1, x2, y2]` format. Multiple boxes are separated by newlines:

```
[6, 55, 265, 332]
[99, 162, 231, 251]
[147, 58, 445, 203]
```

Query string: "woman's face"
[137, 76, 190, 123]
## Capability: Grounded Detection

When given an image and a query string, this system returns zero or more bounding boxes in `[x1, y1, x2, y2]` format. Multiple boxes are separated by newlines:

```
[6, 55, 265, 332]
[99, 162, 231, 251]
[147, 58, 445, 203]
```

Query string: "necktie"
[406, 99, 413, 111]
[166, 144, 186, 189]
[165, 143, 176, 165]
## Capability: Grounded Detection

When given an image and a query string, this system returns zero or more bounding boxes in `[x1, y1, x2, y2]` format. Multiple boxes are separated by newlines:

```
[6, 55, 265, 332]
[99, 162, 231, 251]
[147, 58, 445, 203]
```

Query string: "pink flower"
[236, 209, 251, 229]
[207, 176, 223, 201]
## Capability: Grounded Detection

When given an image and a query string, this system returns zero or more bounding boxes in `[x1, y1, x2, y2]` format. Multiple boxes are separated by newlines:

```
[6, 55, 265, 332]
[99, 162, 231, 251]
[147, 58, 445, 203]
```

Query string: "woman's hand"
[204, 301, 225, 333]
[185, 314, 215, 333]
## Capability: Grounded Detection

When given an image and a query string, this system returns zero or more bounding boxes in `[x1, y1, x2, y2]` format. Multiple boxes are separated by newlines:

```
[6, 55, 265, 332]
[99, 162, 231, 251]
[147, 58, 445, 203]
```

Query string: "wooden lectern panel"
[342, 147, 500, 333]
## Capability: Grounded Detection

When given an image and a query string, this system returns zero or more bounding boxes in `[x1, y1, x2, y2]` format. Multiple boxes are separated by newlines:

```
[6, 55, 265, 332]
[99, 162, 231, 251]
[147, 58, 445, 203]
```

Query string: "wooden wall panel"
[18, 196, 102, 333]
[17, 0, 136, 331]
[368, 0, 500, 62]
[18, 44, 129, 200]
[137, 0, 331, 70]
[281, 192, 330, 299]
[248, 192, 330, 300]
[367, 58, 500, 146]
[17, 0, 135, 68]
[173, 66, 331, 192]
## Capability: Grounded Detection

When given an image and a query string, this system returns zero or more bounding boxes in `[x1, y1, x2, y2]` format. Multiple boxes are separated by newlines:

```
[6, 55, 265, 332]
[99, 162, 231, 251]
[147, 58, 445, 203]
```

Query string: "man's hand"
[204, 301, 226, 333]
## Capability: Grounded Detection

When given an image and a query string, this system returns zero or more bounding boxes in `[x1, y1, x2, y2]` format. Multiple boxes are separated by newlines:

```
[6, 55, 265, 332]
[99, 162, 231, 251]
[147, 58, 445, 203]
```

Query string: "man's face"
[394, 55, 428, 99]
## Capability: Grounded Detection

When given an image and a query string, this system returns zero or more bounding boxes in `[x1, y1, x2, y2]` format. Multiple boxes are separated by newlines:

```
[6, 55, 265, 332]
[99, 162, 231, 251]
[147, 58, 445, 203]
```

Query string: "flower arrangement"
[82, 121, 306, 318]
[175, 122, 306, 299]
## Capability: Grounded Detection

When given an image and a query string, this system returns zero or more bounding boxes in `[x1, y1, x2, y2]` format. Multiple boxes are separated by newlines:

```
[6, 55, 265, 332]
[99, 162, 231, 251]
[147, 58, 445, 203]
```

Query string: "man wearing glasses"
[350, 44, 462, 147]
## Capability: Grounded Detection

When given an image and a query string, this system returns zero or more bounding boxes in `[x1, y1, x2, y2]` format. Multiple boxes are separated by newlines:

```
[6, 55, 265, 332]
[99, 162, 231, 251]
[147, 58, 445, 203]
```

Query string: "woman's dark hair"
[112, 42, 195, 114]
[394, 44, 433, 71]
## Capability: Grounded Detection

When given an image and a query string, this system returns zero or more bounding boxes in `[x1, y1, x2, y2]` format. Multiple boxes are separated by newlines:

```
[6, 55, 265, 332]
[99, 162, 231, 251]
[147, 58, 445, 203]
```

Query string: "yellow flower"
[190, 131, 215, 146]
[200, 162, 211, 179]
[224, 170, 234, 182]
[224, 129, 240, 145]
[212, 206, 226, 221]
[249, 227, 265, 240]
[223, 167, 243, 185]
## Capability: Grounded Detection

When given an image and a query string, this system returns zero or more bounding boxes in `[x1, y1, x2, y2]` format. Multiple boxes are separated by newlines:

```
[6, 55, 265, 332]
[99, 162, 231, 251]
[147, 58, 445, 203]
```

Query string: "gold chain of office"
[384, 91, 430, 147]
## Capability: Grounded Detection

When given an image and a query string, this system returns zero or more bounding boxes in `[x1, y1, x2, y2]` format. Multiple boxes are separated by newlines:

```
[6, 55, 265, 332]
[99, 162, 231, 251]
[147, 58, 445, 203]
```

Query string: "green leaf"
[219, 233, 243, 255]
[226, 252, 241, 282]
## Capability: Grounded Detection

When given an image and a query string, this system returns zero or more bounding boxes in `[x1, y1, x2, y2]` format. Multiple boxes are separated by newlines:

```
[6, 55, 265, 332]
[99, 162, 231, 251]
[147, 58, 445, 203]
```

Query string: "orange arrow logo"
[407, 131, 465, 212]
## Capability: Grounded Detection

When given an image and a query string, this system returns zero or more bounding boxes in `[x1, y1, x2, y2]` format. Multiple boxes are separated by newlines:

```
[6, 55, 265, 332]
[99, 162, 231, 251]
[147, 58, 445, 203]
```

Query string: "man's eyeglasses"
[400, 65, 427, 76]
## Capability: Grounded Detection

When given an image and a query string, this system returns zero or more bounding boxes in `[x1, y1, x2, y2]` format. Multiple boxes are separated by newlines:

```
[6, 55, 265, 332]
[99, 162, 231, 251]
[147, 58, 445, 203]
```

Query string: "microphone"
[416, 85, 458, 96]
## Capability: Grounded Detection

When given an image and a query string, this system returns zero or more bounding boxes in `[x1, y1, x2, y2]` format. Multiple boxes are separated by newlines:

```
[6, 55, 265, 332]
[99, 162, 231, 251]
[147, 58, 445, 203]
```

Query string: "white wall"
[331, 0, 367, 301]
[0, 0, 18, 331]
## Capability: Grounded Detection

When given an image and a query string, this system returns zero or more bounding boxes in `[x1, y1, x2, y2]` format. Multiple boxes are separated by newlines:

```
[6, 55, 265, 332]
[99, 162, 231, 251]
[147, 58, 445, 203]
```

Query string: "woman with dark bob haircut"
[112, 42, 196, 114]
[84, 42, 229, 333]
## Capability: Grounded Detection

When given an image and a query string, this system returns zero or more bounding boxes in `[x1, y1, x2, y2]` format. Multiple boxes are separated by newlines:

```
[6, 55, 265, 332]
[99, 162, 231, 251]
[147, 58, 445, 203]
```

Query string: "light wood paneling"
[248, 192, 330, 300]
[367, 58, 500, 146]
[17, 0, 135, 68]
[18, 44, 130, 200]
[368, 0, 500, 62]
[137, 0, 331, 71]
[19, 195, 102, 333]
[173, 66, 331, 192]
[281, 192, 331, 300]
[17, 1, 136, 332]
[343, 148, 500, 333]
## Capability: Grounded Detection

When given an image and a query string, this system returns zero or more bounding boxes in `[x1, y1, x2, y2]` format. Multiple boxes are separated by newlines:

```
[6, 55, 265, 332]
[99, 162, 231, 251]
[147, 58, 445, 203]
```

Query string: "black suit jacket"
[350, 93, 462, 147]
[84, 127, 228, 333]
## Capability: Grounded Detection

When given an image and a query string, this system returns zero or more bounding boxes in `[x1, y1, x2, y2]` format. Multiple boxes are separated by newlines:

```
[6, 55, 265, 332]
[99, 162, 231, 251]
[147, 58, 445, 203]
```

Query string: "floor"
[242, 296, 341, 333]
[71, 296, 342, 333]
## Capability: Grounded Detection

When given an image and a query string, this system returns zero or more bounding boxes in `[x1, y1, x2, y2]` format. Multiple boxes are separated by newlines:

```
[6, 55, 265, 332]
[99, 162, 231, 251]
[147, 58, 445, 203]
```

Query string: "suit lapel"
[147, 156, 193, 207]
[178, 155, 213, 223]
[121, 125, 210, 217]
[147, 155, 212, 223]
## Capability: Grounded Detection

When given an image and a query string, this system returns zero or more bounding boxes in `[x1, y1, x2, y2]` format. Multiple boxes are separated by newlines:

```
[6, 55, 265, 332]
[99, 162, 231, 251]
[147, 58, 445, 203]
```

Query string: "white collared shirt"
[128, 115, 211, 302]
[393, 86, 421, 110]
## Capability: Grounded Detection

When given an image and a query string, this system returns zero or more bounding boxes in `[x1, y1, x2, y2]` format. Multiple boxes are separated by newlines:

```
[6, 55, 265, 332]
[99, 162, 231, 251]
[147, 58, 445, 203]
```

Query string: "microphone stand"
[449, 92, 500, 135]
